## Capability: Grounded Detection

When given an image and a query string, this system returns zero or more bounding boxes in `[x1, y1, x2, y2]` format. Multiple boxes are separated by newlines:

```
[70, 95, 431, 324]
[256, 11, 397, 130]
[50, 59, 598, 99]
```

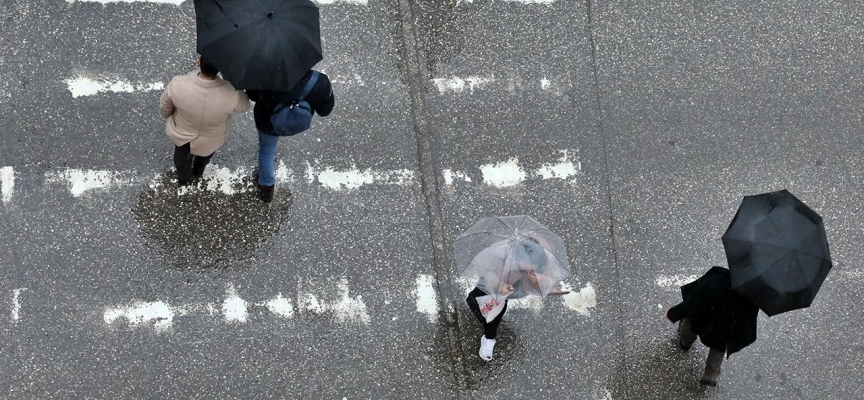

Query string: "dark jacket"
[246, 70, 335, 134]
[667, 266, 759, 357]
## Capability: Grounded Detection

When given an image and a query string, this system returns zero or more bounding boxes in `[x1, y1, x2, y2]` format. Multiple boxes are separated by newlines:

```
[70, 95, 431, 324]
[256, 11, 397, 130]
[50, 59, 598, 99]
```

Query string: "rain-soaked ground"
[1, 0, 863, 399]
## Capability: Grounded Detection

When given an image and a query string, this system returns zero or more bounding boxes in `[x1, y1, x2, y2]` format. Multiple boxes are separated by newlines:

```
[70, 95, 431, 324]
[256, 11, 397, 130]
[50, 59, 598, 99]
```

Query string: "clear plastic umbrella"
[455, 215, 571, 303]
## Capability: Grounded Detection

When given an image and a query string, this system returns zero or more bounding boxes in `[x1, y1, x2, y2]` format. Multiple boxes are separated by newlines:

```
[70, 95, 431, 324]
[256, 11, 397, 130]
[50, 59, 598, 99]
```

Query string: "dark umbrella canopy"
[722, 189, 832, 316]
[194, 0, 322, 91]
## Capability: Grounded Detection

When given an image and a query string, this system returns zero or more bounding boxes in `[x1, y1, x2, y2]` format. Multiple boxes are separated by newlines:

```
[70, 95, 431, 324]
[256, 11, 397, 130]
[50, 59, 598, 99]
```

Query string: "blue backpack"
[270, 72, 319, 136]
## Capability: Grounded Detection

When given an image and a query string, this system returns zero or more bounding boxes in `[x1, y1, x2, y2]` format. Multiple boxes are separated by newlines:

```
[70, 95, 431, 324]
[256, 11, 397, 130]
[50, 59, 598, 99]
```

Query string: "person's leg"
[677, 318, 697, 351]
[191, 151, 215, 180]
[257, 132, 279, 187]
[173, 143, 193, 185]
[483, 301, 508, 340]
[257, 132, 279, 202]
[701, 348, 725, 386]
[465, 288, 489, 324]
[478, 301, 507, 361]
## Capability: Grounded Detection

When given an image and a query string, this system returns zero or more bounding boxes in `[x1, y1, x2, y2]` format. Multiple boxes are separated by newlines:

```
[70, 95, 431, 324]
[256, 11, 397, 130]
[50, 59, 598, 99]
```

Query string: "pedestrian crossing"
[3, 276, 597, 331]
[0, 150, 580, 200]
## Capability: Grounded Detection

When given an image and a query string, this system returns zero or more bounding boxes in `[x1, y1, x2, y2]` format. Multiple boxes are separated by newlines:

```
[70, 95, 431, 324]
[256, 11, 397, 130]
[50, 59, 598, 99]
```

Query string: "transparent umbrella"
[455, 215, 571, 303]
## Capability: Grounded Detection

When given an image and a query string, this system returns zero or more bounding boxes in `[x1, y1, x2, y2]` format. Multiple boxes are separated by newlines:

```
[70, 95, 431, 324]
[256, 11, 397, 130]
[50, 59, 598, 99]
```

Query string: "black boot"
[258, 184, 275, 203]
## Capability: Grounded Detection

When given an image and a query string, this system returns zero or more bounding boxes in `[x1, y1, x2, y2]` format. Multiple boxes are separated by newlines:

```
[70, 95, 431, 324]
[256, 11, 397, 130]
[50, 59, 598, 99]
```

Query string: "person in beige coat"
[160, 58, 250, 185]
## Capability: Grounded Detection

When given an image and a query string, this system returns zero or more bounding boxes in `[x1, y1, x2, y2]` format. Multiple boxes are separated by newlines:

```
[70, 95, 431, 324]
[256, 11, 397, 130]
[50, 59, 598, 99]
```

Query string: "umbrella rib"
[211, 0, 239, 27]
[459, 239, 510, 274]
[746, 237, 827, 260]
[766, 210, 796, 250]
[541, 247, 570, 273]
[492, 216, 516, 234]
[455, 231, 511, 241]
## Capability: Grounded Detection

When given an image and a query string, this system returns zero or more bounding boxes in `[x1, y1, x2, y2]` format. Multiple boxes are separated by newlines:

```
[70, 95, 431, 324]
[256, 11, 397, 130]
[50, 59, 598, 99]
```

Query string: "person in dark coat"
[246, 70, 334, 202]
[666, 266, 759, 386]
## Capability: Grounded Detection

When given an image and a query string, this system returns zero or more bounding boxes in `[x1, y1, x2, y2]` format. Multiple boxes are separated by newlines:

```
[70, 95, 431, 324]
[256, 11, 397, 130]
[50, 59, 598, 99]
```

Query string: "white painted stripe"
[264, 293, 294, 319]
[0, 167, 14, 204]
[656, 274, 699, 288]
[45, 169, 135, 197]
[68, 0, 183, 4]
[560, 282, 597, 316]
[295, 279, 369, 324]
[222, 286, 248, 323]
[415, 275, 438, 322]
[298, 293, 327, 314]
[104, 301, 175, 332]
[65, 76, 164, 98]
[441, 169, 471, 185]
[333, 279, 371, 324]
[274, 161, 292, 183]
[308, 163, 415, 190]
[506, 297, 545, 311]
[11, 288, 26, 323]
[480, 158, 526, 187]
[431, 76, 495, 93]
[536, 150, 580, 180]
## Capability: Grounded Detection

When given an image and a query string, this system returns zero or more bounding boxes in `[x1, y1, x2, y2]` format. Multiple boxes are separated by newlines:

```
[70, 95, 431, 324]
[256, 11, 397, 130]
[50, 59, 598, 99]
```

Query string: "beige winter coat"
[160, 71, 251, 156]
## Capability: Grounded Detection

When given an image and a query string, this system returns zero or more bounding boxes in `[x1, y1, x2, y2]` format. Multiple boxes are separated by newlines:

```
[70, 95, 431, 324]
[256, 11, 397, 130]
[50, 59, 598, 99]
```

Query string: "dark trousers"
[174, 143, 214, 184]
[679, 318, 725, 380]
[466, 287, 508, 340]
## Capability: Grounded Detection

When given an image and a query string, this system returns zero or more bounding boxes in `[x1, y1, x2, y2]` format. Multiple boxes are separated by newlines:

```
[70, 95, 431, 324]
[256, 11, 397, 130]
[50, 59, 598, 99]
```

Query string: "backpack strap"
[272, 72, 320, 115]
[297, 71, 319, 101]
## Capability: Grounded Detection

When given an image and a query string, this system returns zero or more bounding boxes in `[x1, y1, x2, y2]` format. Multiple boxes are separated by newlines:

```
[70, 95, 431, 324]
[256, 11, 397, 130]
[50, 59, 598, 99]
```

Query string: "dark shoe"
[191, 167, 206, 181]
[258, 184, 275, 203]
[699, 377, 717, 387]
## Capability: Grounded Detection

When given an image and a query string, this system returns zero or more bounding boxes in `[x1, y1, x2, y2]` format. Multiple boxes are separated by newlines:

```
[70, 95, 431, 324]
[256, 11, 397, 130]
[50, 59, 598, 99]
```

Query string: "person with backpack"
[246, 70, 335, 203]
[160, 57, 250, 185]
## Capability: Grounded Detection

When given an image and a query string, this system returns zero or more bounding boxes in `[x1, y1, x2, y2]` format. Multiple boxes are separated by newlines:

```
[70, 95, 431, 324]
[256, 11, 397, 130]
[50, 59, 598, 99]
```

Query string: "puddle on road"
[608, 338, 710, 400]
[429, 305, 523, 392]
[131, 173, 292, 269]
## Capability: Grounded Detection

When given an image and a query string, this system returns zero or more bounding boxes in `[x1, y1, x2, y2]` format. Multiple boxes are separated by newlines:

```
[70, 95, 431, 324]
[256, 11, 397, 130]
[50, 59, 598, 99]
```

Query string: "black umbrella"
[194, 0, 322, 91]
[722, 189, 832, 316]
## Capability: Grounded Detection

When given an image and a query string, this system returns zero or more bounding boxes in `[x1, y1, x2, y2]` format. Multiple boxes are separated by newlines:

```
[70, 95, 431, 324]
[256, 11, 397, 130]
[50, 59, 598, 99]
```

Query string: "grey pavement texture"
[0, 0, 863, 399]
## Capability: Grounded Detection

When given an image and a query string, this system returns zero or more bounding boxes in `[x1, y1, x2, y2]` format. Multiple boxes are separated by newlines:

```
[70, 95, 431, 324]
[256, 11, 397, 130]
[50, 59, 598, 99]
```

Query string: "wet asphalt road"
[1, 0, 863, 399]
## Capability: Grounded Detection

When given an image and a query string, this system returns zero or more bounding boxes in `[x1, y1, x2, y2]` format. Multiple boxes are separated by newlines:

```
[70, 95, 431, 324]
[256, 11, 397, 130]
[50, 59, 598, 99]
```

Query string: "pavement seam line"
[393, 0, 471, 396]
[585, 0, 629, 393]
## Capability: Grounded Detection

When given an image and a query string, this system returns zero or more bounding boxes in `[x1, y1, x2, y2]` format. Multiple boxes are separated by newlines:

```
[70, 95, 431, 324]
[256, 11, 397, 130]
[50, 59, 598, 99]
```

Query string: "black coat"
[667, 266, 759, 357]
[246, 70, 335, 134]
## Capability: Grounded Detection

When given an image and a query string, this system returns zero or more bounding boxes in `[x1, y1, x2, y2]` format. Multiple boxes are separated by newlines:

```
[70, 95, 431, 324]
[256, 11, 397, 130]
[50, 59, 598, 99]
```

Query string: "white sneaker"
[479, 335, 496, 361]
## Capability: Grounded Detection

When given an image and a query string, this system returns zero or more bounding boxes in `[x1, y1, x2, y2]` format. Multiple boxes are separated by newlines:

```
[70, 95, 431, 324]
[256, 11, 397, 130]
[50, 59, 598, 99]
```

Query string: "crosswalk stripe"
[65, 76, 164, 98]
[2, 152, 581, 201]
[0, 167, 14, 204]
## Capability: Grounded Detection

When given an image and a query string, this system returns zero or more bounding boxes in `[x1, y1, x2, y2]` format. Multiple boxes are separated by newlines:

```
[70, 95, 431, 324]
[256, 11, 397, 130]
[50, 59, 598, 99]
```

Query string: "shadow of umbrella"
[131, 170, 292, 269]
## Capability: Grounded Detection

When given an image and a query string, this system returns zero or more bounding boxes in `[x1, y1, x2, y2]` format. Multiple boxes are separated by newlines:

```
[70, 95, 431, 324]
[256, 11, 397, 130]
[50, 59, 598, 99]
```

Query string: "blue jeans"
[258, 132, 279, 187]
